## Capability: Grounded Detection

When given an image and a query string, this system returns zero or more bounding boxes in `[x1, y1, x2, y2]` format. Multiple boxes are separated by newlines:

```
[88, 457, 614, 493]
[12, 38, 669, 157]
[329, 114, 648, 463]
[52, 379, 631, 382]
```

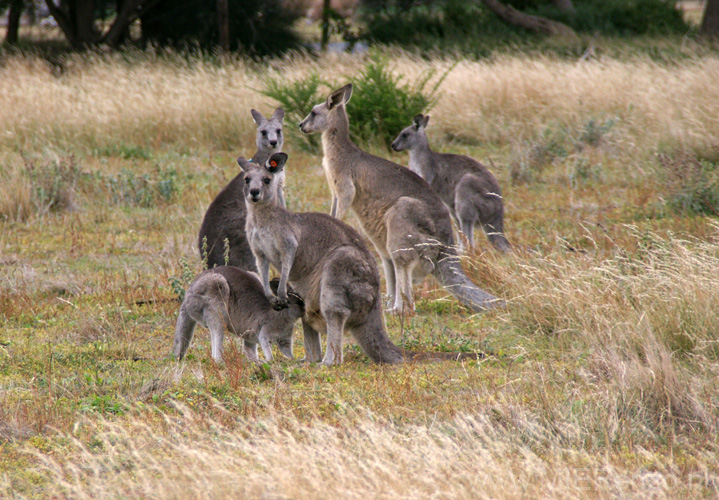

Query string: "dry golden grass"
[14, 403, 716, 500]
[2, 50, 718, 159]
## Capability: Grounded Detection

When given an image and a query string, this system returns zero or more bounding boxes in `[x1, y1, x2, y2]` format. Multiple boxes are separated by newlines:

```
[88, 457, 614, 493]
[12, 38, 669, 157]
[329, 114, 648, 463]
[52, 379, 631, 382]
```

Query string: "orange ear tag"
[270, 160, 277, 168]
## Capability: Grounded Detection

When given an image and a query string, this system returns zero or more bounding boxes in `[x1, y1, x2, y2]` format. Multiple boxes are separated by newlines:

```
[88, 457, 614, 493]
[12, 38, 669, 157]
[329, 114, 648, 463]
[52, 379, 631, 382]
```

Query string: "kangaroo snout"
[249, 188, 261, 201]
[269, 140, 278, 147]
[390, 141, 400, 151]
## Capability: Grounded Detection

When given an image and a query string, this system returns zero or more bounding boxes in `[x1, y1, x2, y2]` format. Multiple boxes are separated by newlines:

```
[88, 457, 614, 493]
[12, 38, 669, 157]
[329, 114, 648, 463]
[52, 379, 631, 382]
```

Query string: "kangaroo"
[242, 152, 485, 366]
[391, 114, 511, 253]
[197, 108, 285, 271]
[173, 266, 304, 363]
[299, 84, 503, 313]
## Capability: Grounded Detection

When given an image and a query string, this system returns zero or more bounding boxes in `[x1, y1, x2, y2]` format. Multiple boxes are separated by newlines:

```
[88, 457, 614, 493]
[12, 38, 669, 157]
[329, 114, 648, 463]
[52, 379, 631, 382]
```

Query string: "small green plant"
[23, 155, 82, 216]
[101, 165, 182, 207]
[223, 238, 230, 266]
[577, 117, 617, 148]
[169, 258, 195, 302]
[201, 236, 209, 270]
[659, 151, 719, 216]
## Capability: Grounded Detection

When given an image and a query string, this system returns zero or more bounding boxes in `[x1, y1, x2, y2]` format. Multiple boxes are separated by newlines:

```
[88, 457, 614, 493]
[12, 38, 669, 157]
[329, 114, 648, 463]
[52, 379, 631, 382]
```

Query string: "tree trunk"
[217, 0, 229, 53]
[5, 0, 23, 45]
[701, 0, 719, 37]
[321, 0, 331, 50]
[552, 0, 574, 12]
[72, 0, 98, 46]
[482, 0, 577, 38]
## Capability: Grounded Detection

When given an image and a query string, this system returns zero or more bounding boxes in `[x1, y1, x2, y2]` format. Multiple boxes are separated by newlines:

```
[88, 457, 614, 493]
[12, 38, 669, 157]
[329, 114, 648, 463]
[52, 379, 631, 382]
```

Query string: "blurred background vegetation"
[0, 0, 717, 57]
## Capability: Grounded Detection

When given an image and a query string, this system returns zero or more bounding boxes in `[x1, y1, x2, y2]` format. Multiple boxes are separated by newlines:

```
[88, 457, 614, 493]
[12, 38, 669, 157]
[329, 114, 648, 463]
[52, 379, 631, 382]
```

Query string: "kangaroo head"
[251, 108, 285, 152]
[299, 83, 352, 134]
[391, 114, 430, 152]
[239, 152, 288, 205]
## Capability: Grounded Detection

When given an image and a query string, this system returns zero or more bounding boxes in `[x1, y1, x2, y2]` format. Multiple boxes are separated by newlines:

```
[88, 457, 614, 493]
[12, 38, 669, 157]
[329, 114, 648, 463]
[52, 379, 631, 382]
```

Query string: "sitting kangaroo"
[173, 266, 304, 363]
[242, 152, 485, 366]
[198, 108, 285, 271]
[392, 114, 511, 253]
[299, 84, 503, 313]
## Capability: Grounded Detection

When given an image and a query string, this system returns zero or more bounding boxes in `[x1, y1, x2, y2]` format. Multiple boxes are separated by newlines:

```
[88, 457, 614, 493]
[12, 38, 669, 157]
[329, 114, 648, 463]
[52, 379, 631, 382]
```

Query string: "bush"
[346, 55, 447, 147]
[262, 73, 326, 153]
[260, 55, 448, 150]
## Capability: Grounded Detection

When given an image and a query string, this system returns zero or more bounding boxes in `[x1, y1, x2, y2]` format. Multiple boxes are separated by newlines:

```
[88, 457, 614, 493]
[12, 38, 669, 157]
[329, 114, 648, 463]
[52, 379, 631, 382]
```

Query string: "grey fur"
[197, 108, 285, 271]
[299, 84, 503, 313]
[391, 114, 511, 253]
[241, 153, 405, 366]
[173, 266, 304, 363]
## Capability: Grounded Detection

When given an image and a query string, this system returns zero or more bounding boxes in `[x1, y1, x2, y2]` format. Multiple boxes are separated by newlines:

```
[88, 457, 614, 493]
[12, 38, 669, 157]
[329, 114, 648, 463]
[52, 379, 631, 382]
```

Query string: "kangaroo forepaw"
[270, 296, 289, 311]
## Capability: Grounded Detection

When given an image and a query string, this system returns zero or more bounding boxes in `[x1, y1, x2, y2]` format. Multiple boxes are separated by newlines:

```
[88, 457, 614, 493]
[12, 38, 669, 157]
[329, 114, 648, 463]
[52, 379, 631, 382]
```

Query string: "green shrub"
[261, 72, 326, 153]
[347, 55, 447, 147]
[260, 55, 448, 149]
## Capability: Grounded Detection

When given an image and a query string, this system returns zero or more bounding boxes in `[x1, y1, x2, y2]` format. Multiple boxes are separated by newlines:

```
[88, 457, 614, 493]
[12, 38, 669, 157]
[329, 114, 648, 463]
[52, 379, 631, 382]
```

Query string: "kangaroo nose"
[250, 189, 260, 199]
[269, 140, 277, 147]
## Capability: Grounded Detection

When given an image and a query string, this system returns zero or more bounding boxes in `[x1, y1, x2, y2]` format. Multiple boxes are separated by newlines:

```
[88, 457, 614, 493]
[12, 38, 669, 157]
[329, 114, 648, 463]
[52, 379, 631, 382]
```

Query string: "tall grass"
[1, 50, 718, 159]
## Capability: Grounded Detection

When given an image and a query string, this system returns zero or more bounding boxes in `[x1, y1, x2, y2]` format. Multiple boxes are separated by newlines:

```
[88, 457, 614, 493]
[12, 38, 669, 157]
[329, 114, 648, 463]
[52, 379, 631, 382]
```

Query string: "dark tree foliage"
[140, 0, 302, 56]
[359, 0, 689, 52]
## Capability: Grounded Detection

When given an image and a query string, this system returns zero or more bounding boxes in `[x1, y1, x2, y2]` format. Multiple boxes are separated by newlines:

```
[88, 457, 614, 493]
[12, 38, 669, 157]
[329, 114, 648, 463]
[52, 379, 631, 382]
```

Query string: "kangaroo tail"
[173, 306, 197, 360]
[403, 350, 485, 362]
[483, 214, 512, 253]
[434, 245, 504, 312]
[354, 302, 405, 364]
[487, 232, 512, 253]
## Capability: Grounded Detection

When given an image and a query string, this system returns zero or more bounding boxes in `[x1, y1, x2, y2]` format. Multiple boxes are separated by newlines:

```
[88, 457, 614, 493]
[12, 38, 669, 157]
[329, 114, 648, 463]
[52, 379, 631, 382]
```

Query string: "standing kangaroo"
[242, 152, 484, 366]
[391, 114, 511, 253]
[299, 84, 502, 313]
[173, 266, 304, 363]
[198, 108, 285, 271]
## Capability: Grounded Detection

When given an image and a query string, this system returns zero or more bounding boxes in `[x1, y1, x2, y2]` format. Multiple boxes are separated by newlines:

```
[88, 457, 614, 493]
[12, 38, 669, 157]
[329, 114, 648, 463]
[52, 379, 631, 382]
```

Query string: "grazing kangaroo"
[299, 84, 502, 313]
[173, 266, 304, 363]
[198, 108, 285, 271]
[242, 152, 485, 366]
[391, 114, 511, 253]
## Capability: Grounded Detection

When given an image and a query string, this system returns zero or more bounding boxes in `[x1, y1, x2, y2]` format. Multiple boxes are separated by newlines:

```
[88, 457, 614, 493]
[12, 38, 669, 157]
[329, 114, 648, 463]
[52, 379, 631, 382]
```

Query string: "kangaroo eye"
[244, 177, 250, 184]
[402, 133, 408, 138]
[261, 130, 267, 136]
[276, 129, 282, 135]
[310, 111, 316, 117]
[263, 178, 271, 185]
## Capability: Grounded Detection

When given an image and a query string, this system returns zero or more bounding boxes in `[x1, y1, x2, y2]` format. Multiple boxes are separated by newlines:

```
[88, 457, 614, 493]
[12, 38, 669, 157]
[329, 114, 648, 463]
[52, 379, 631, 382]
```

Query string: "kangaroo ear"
[237, 156, 252, 172]
[265, 152, 288, 173]
[272, 108, 285, 122]
[251, 109, 266, 126]
[413, 114, 429, 130]
[327, 84, 352, 109]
